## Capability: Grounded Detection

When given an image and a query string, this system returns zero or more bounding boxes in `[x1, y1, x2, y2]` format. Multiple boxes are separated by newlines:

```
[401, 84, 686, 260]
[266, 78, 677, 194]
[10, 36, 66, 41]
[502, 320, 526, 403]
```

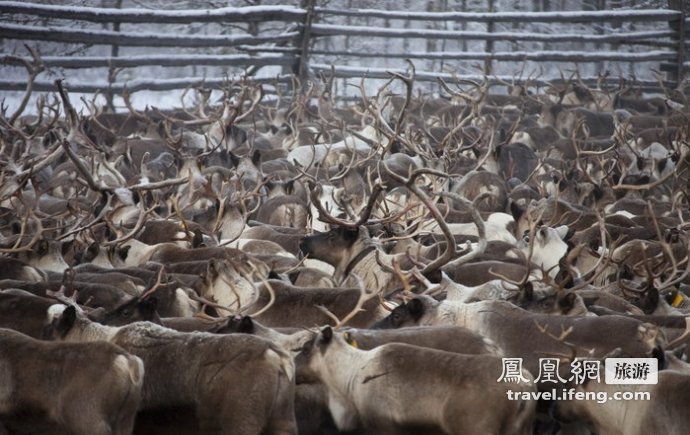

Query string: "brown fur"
[53, 308, 298, 435]
[0, 328, 143, 435]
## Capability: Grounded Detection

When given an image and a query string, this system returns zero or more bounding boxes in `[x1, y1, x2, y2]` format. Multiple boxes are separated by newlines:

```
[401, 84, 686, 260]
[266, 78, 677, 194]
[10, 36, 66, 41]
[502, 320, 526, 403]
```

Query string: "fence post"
[668, 0, 686, 88]
[484, 0, 495, 75]
[104, 0, 123, 112]
[296, 0, 316, 86]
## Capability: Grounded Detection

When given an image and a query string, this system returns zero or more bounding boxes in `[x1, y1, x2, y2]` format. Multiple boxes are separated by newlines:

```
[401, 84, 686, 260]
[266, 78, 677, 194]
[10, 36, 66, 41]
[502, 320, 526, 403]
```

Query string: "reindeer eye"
[121, 308, 132, 317]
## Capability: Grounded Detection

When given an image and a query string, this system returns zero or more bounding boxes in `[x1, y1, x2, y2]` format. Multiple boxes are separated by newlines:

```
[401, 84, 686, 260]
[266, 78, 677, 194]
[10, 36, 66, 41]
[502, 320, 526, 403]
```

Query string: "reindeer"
[372, 295, 664, 379]
[0, 327, 143, 435]
[295, 326, 536, 435]
[300, 166, 487, 293]
[50, 305, 298, 435]
[0, 291, 65, 338]
[554, 369, 690, 435]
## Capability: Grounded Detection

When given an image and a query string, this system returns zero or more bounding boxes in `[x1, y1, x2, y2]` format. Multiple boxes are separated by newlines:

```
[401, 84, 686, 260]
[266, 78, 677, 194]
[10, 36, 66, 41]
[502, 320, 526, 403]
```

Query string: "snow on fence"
[0, 0, 687, 100]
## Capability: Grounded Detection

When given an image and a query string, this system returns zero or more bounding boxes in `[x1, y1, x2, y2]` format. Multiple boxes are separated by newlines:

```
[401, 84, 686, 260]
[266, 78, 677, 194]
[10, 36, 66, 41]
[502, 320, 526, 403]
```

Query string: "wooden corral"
[0, 0, 688, 100]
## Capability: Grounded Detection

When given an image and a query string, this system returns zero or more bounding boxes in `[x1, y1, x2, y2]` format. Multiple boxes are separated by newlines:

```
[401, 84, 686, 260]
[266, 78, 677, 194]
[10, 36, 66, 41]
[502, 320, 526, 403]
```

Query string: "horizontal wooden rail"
[0, 23, 299, 48]
[0, 75, 294, 93]
[309, 63, 672, 91]
[0, 1, 305, 24]
[310, 24, 674, 45]
[315, 7, 680, 23]
[311, 49, 677, 63]
[2, 54, 296, 69]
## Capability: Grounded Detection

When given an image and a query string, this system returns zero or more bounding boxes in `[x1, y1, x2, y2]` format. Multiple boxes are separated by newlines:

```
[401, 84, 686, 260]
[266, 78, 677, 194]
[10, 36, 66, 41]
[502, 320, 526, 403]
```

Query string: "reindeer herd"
[0, 65, 689, 435]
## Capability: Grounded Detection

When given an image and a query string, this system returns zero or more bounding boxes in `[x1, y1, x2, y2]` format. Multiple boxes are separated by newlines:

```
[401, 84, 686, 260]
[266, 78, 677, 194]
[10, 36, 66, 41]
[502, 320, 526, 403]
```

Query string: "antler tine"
[534, 321, 593, 363]
[569, 211, 620, 291]
[46, 287, 86, 314]
[234, 83, 264, 124]
[387, 59, 415, 149]
[140, 266, 166, 300]
[103, 201, 157, 247]
[381, 160, 484, 278]
[246, 274, 276, 318]
[5, 44, 44, 126]
[307, 180, 384, 229]
[430, 191, 487, 273]
[0, 209, 43, 253]
[336, 274, 376, 329]
[488, 267, 531, 290]
[667, 318, 690, 350]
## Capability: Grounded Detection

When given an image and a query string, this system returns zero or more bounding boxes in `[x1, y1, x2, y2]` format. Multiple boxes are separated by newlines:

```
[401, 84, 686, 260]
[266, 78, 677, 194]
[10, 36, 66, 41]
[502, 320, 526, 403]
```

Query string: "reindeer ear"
[117, 245, 131, 262]
[208, 259, 219, 276]
[222, 315, 254, 334]
[228, 152, 240, 168]
[522, 282, 534, 301]
[321, 325, 333, 343]
[653, 346, 667, 370]
[509, 202, 524, 223]
[640, 287, 659, 315]
[192, 229, 204, 248]
[657, 158, 668, 174]
[84, 242, 99, 262]
[407, 298, 424, 318]
[558, 292, 577, 311]
[139, 297, 159, 319]
[237, 315, 254, 334]
[55, 305, 77, 338]
[558, 178, 568, 192]
[61, 239, 75, 256]
[251, 150, 261, 166]
[219, 149, 230, 165]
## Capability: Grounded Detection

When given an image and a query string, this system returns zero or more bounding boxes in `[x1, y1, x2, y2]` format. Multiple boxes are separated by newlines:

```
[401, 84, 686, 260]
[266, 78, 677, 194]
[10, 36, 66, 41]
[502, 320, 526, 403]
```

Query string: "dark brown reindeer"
[0, 327, 143, 435]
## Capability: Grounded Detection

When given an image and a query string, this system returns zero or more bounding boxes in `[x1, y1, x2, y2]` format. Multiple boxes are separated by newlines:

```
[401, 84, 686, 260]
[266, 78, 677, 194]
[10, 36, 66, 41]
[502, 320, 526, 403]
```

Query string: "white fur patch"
[47, 304, 67, 323]
[113, 354, 145, 387]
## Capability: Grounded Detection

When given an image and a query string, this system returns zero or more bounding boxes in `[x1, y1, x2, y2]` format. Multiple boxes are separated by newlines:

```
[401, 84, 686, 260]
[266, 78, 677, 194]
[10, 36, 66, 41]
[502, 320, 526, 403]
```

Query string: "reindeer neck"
[70, 318, 119, 343]
[320, 342, 372, 395]
[342, 246, 377, 279]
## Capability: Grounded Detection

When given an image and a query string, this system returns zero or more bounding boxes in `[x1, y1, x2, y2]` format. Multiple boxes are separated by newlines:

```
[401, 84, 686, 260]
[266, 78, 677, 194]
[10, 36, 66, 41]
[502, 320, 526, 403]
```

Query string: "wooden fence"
[0, 0, 687, 100]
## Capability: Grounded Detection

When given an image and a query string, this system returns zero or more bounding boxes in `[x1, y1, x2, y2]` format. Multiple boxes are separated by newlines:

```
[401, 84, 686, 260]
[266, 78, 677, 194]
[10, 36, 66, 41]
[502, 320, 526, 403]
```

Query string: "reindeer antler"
[307, 180, 384, 229]
[381, 162, 486, 278]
